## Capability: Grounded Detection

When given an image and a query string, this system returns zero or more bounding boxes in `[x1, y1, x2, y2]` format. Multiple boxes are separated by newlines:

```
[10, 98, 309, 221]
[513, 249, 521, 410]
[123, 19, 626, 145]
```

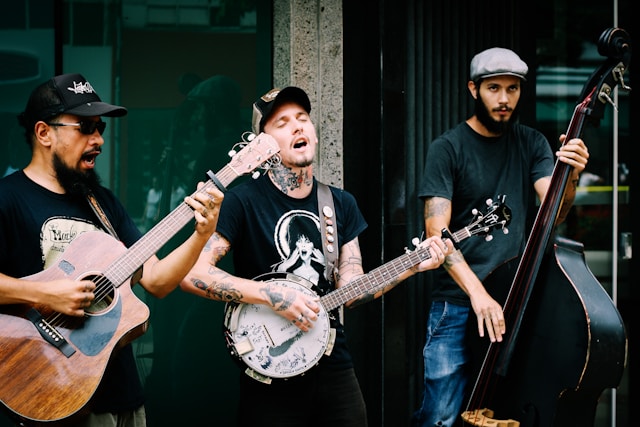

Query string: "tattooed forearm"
[350, 293, 375, 308]
[443, 249, 464, 269]
[348, 275, 402, 308]
[335, 255, 363, 284]
[337, 255, 363, 271]
[210, 247, 226, 264]
[261, 283, 296, 311]
[190, 278, 242, 302]
[204, 234, 229, 265]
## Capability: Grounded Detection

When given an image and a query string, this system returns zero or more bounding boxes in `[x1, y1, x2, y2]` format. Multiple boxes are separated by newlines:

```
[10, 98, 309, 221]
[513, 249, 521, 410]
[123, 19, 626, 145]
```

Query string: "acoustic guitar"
[0, 132, 280, 425]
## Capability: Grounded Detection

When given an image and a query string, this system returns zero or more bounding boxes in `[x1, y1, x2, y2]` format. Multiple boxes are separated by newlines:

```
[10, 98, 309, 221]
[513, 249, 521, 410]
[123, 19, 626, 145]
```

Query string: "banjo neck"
[321, 196, 513, 312]
[320, 245, 432, 312]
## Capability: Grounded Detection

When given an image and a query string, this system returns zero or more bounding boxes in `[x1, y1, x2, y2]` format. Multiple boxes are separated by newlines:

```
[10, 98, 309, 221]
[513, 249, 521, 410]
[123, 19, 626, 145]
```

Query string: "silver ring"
[298, 314, 304, 322]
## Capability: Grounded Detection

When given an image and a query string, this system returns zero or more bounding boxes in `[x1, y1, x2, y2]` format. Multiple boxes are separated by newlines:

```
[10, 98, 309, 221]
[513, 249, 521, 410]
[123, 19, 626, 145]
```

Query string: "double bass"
[462, 28, 631, 427]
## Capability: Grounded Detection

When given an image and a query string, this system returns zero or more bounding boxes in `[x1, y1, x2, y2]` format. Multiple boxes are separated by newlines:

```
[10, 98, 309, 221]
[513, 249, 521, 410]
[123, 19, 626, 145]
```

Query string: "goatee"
[53, 153, 102, 196]
[474, 95, 520, 135]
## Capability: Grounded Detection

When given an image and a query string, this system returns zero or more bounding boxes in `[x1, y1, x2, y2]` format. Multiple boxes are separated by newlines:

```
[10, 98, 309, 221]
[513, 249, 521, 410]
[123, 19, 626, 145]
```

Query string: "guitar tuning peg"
[228, 149, 237, 157]
[251, 171, 260, 179]
[503, 227, 509, 235]
[240, 131, 256, 143]
[411, 237, 420, 247]
[485, 234, 494, 242]
[471, 208, 479, 216]
[485, 198, 493, 206]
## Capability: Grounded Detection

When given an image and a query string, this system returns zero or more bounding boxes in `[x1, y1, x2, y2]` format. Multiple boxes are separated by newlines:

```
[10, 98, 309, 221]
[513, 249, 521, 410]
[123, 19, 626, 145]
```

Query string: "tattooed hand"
[260, 282, 321, 332]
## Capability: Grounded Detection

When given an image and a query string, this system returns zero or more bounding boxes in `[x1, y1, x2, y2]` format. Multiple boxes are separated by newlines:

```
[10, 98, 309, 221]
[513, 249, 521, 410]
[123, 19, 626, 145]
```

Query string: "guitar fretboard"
[104, 133, 279, 287]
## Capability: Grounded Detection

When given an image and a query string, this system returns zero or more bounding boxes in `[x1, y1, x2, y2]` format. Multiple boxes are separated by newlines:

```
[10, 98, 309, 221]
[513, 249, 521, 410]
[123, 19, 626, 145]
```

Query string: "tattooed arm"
[425, 196, 505, 342]
[341, 236, 449, 309]
[179, 231, 321, 331]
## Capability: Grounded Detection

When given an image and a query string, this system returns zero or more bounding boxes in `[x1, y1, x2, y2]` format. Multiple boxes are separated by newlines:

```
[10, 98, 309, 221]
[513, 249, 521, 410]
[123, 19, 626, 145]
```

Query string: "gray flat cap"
[470, 47, 528, 81]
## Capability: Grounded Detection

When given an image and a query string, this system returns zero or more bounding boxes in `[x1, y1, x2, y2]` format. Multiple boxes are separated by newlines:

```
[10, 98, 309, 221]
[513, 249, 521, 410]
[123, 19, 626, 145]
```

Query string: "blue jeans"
[413, 301, 470, 427]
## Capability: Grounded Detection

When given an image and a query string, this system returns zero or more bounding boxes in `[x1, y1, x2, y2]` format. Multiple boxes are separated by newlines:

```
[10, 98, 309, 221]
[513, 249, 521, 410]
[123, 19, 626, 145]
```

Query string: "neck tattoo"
[270, 167, 312, 195]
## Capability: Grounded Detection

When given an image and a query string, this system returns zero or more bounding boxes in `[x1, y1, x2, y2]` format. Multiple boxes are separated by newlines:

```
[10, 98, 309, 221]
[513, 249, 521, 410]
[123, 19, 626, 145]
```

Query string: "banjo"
[223, 196, 512, 383]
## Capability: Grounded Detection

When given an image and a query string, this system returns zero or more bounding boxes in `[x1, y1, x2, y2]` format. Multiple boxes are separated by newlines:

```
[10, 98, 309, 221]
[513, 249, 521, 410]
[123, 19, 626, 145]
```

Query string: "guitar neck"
[104, 165, 238, 286]
[320, 246, 432, 312]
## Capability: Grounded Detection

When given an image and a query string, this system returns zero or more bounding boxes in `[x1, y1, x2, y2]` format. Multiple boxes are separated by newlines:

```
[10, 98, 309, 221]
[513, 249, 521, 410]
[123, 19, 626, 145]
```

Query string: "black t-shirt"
[216, 174, 368, 370]
[0, 170, 145, 413]
[418, 122, 554, 305]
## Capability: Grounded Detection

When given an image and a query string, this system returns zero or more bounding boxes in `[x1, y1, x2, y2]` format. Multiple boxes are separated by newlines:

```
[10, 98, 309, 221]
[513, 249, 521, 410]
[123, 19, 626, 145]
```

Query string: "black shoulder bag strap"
[317, 181, 337, 283]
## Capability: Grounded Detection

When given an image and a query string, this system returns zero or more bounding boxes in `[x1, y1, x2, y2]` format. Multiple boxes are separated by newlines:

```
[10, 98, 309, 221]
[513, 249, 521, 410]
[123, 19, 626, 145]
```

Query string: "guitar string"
[46, 168, 239, 327]
[37, 136, 281, 348]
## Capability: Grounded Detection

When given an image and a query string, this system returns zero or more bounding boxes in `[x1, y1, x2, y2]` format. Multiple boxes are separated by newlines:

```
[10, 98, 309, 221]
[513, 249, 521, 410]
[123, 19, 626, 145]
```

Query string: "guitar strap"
[86, 192, 119, 239]
[317, 181, 337, 283]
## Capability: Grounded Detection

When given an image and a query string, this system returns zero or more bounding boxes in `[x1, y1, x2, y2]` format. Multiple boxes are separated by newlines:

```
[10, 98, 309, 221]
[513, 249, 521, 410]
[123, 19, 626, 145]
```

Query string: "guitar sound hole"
[84, 274, 116, 314]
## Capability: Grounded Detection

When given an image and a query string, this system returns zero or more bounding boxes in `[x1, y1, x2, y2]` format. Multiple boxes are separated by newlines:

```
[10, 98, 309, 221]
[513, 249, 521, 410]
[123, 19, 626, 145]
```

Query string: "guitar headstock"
[227, 132, 281, 179]
[465, 195, 512, 242]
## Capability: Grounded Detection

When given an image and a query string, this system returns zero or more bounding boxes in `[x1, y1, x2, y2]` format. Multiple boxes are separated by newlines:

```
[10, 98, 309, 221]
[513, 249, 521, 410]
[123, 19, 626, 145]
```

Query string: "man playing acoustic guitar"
[0, 73, 223, 427]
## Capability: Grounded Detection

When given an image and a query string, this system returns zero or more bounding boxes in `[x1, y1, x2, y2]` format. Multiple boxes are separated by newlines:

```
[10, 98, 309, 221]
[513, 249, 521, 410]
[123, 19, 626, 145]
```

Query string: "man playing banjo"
[180, 86, 451, 426]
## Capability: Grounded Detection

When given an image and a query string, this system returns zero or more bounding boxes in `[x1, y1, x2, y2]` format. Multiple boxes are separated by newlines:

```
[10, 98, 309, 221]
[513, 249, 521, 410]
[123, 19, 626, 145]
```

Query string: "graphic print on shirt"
[41, 217, 100, 269]
[272, 209, 326, 289]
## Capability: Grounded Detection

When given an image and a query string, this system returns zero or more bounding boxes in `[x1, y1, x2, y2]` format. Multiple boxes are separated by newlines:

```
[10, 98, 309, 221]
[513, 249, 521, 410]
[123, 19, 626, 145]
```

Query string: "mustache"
[82, 147, 102, 159]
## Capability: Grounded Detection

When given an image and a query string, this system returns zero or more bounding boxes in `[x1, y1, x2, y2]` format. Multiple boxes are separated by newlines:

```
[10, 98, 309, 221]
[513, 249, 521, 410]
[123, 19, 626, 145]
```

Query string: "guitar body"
[0, 231, 150, 424]
[224, 272, 332, 382]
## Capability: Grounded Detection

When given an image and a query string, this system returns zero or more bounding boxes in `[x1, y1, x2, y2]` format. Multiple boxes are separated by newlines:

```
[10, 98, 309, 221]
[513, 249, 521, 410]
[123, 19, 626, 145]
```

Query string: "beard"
[53, 152, 102, 196]
[291, 158, 314, 168]
[474, 92, 520, 135]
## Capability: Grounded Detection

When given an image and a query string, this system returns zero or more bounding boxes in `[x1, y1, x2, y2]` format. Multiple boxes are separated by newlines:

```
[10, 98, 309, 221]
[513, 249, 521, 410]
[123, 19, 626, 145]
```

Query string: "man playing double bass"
[413, 47, 589, 427]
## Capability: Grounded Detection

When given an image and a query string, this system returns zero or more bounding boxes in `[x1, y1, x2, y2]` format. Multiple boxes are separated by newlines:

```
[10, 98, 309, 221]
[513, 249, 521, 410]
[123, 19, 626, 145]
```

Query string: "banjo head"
[223, 272, 332, 381]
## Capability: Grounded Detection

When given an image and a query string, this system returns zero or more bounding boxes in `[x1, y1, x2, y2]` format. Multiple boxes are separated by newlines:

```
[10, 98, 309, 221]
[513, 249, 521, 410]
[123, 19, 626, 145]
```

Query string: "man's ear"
[34, 121, 54, 147]
[467, 80, 478, 99]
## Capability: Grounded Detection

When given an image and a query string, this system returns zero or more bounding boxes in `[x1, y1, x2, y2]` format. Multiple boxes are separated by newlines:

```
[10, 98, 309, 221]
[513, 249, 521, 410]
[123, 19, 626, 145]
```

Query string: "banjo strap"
[317, 182, 337, 283]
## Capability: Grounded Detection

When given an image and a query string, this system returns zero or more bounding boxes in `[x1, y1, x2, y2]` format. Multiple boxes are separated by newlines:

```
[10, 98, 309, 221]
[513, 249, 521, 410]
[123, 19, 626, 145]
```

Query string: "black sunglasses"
[46, 120, 107, 135]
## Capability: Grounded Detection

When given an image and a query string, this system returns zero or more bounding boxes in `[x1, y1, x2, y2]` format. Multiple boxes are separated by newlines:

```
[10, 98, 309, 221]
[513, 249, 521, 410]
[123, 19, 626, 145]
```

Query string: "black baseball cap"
[18, 73, 127, 130]
[251, 86, 311, 134]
